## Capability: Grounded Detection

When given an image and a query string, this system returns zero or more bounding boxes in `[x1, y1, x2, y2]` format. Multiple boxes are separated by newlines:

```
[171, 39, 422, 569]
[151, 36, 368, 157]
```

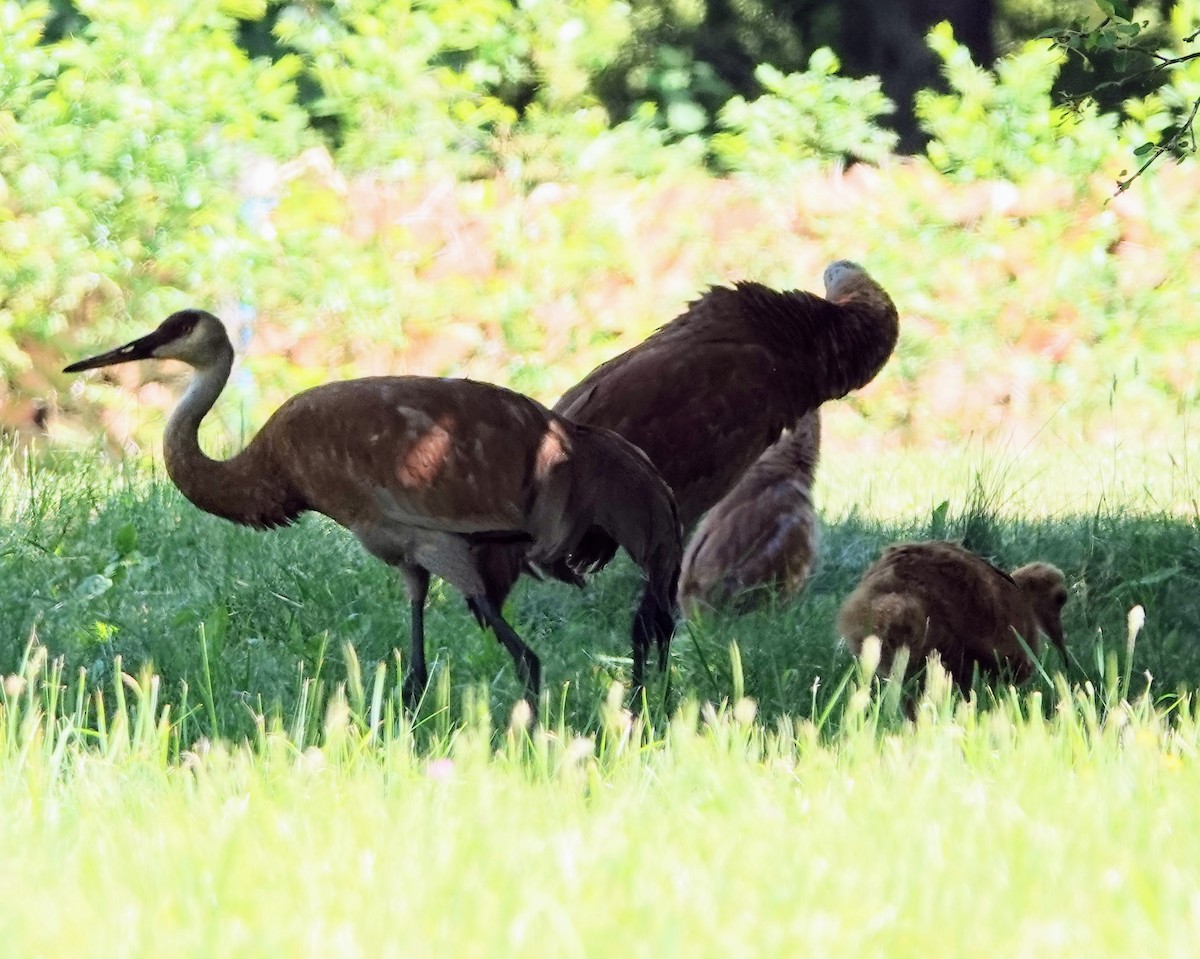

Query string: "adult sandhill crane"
[555, 260, 897, 531]
[837, 540, 1069, 695]
[63, 310, 683, 713]
[677, 409, 820, 614]
[478, 260, 897, 611]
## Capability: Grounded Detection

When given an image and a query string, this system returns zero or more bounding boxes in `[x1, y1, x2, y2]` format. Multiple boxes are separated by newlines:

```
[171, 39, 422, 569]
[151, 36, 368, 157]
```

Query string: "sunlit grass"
[0, 640, 1197, 956]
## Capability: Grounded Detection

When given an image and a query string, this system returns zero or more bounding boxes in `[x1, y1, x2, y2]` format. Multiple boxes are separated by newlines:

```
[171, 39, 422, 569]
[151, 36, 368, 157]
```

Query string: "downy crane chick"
[837, 540, 1069, 694]
[677, 409, 821, 614]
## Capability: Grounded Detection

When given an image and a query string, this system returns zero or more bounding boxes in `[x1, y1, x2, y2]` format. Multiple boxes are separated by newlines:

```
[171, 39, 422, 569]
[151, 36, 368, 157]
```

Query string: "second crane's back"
[553, 262, 898, 529]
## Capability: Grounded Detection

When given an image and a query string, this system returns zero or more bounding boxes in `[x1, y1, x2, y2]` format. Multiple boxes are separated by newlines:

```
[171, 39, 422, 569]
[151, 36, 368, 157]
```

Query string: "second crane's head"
[820, 258, 899, 351]
[63, 310, 232, 374]
[822, 259, 892, 308]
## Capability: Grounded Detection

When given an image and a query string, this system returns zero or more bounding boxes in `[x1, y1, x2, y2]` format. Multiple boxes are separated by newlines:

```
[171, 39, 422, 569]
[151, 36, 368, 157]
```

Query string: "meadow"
[1, 418, 1198, 954]
[4, 5, 1200, 947]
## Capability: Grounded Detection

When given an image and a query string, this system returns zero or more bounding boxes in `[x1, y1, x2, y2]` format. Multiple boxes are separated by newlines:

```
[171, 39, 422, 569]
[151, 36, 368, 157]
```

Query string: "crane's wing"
[554, 341, 795, 527]
[260, 376, 551, 534]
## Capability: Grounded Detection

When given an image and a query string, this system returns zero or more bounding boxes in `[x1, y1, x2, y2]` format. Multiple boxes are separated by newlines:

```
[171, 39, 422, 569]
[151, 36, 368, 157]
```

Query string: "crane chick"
[837, 541, 1068, 693]
[678, 409, 821, 614]
[63, 310, 683, 714]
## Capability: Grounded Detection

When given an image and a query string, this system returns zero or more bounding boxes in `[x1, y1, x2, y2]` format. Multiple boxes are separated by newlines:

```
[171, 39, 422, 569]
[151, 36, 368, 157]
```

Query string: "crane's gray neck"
[164, 349, 232, 446]
[160, 344, 303, 529]
[161, 345, 250, 521]
[755, 430, 819, 486]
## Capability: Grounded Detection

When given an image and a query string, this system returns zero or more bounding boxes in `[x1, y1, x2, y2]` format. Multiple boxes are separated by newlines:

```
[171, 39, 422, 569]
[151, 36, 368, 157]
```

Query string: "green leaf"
[114, 522, 137, 557]
[807, 47, 840, 77]
[1096, 0, 1135, 19]
[665, 100, 707, 135]
[218, 0, 266, 18]
[930, 500, 950, 538]
[1133, 141, 1157, 156]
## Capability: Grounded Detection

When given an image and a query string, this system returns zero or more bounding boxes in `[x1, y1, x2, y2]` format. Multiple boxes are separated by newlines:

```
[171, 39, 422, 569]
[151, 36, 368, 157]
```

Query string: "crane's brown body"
[678, 409, 821, 614]
[554, 261, 898, 530]
[478, 260, 898, 614]
[64, 311, 682, 711]
[837, 541, 1068, 693]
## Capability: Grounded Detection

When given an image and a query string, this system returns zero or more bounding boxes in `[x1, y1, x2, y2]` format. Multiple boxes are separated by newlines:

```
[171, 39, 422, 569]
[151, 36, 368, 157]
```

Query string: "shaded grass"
[2, 440, 1197, 738]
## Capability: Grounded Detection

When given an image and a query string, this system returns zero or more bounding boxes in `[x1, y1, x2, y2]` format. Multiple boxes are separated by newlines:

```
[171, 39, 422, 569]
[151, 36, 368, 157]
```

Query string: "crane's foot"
[401, 670, 428, 713]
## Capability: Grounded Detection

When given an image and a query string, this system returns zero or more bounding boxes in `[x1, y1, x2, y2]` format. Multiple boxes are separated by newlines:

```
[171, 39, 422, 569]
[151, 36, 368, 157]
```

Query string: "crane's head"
[63, 310, 232, 374]
[1011, 561, 1069, 663]
[822, 259, 868, 300]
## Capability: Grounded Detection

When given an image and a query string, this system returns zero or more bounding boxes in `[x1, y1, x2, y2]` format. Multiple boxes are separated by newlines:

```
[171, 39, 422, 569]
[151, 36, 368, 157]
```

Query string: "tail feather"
[839, 588, 928, 666]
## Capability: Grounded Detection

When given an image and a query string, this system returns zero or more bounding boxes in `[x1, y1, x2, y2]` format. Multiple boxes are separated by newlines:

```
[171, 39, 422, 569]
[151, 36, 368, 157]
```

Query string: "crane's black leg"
[400, 566, 431, 710]
[631, 618, 649, 708]
[469, 594, 541, 718]
[943, 651, 979, 700]
[631, 585, 676, 710]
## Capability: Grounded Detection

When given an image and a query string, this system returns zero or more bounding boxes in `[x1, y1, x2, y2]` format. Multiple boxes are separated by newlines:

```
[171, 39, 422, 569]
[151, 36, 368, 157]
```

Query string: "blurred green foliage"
[273, 0, 519, 175]
[1045, 0, 1200, 188]
[1, 0, 310, 373]
[916, 23, 1121, 181]
[712, 50, 898, 174]
[1, 0, 1198, 455]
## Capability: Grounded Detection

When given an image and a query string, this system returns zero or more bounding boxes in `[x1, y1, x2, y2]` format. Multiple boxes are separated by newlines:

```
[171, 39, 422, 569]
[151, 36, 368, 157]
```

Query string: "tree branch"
[1048, 12, 1200, 192]
[1116, 92, 1200, 193]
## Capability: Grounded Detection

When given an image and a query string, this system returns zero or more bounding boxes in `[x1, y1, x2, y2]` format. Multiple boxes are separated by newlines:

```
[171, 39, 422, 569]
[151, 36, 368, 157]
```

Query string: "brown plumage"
[63, 310, 682, 712]
[478, 260, 899, 612]
[836, 541, 1069, 693]
[677, 409, 821, 614]
[555, 260, 898, 530]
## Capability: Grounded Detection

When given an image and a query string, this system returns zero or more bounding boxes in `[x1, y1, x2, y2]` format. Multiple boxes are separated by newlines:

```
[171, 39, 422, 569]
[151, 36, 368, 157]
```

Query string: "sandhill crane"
[836, 540, 1069, 694]
[677, 409, 820, 614]
[555, 260, 897, 530]
[478, 260, 897, 612]
[63, 310, 683, 714]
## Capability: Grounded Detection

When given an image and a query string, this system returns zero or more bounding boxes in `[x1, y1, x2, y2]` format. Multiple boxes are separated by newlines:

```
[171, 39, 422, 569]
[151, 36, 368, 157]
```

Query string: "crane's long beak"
[63, 328, 168, 373]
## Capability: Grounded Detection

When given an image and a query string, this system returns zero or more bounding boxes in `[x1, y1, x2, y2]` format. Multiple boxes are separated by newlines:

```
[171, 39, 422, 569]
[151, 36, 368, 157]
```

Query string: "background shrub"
[915, 22, 1121, 183]
[711, 50, 898, 175]
[0, 0, 309, 425]
[1, 2, 1195, 457]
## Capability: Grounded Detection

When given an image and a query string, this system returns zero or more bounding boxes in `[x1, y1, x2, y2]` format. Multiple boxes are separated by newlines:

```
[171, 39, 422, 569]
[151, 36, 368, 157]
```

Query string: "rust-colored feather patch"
[535, 419, 571, 479]
[396, 418, 454, 489]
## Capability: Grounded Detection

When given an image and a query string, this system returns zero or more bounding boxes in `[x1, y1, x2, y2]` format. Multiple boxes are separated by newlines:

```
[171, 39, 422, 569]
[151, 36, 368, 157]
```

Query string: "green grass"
[2, 433, 1197, 737]
[0, 437, 1199, 953]
[0, 651, 1197, 955]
